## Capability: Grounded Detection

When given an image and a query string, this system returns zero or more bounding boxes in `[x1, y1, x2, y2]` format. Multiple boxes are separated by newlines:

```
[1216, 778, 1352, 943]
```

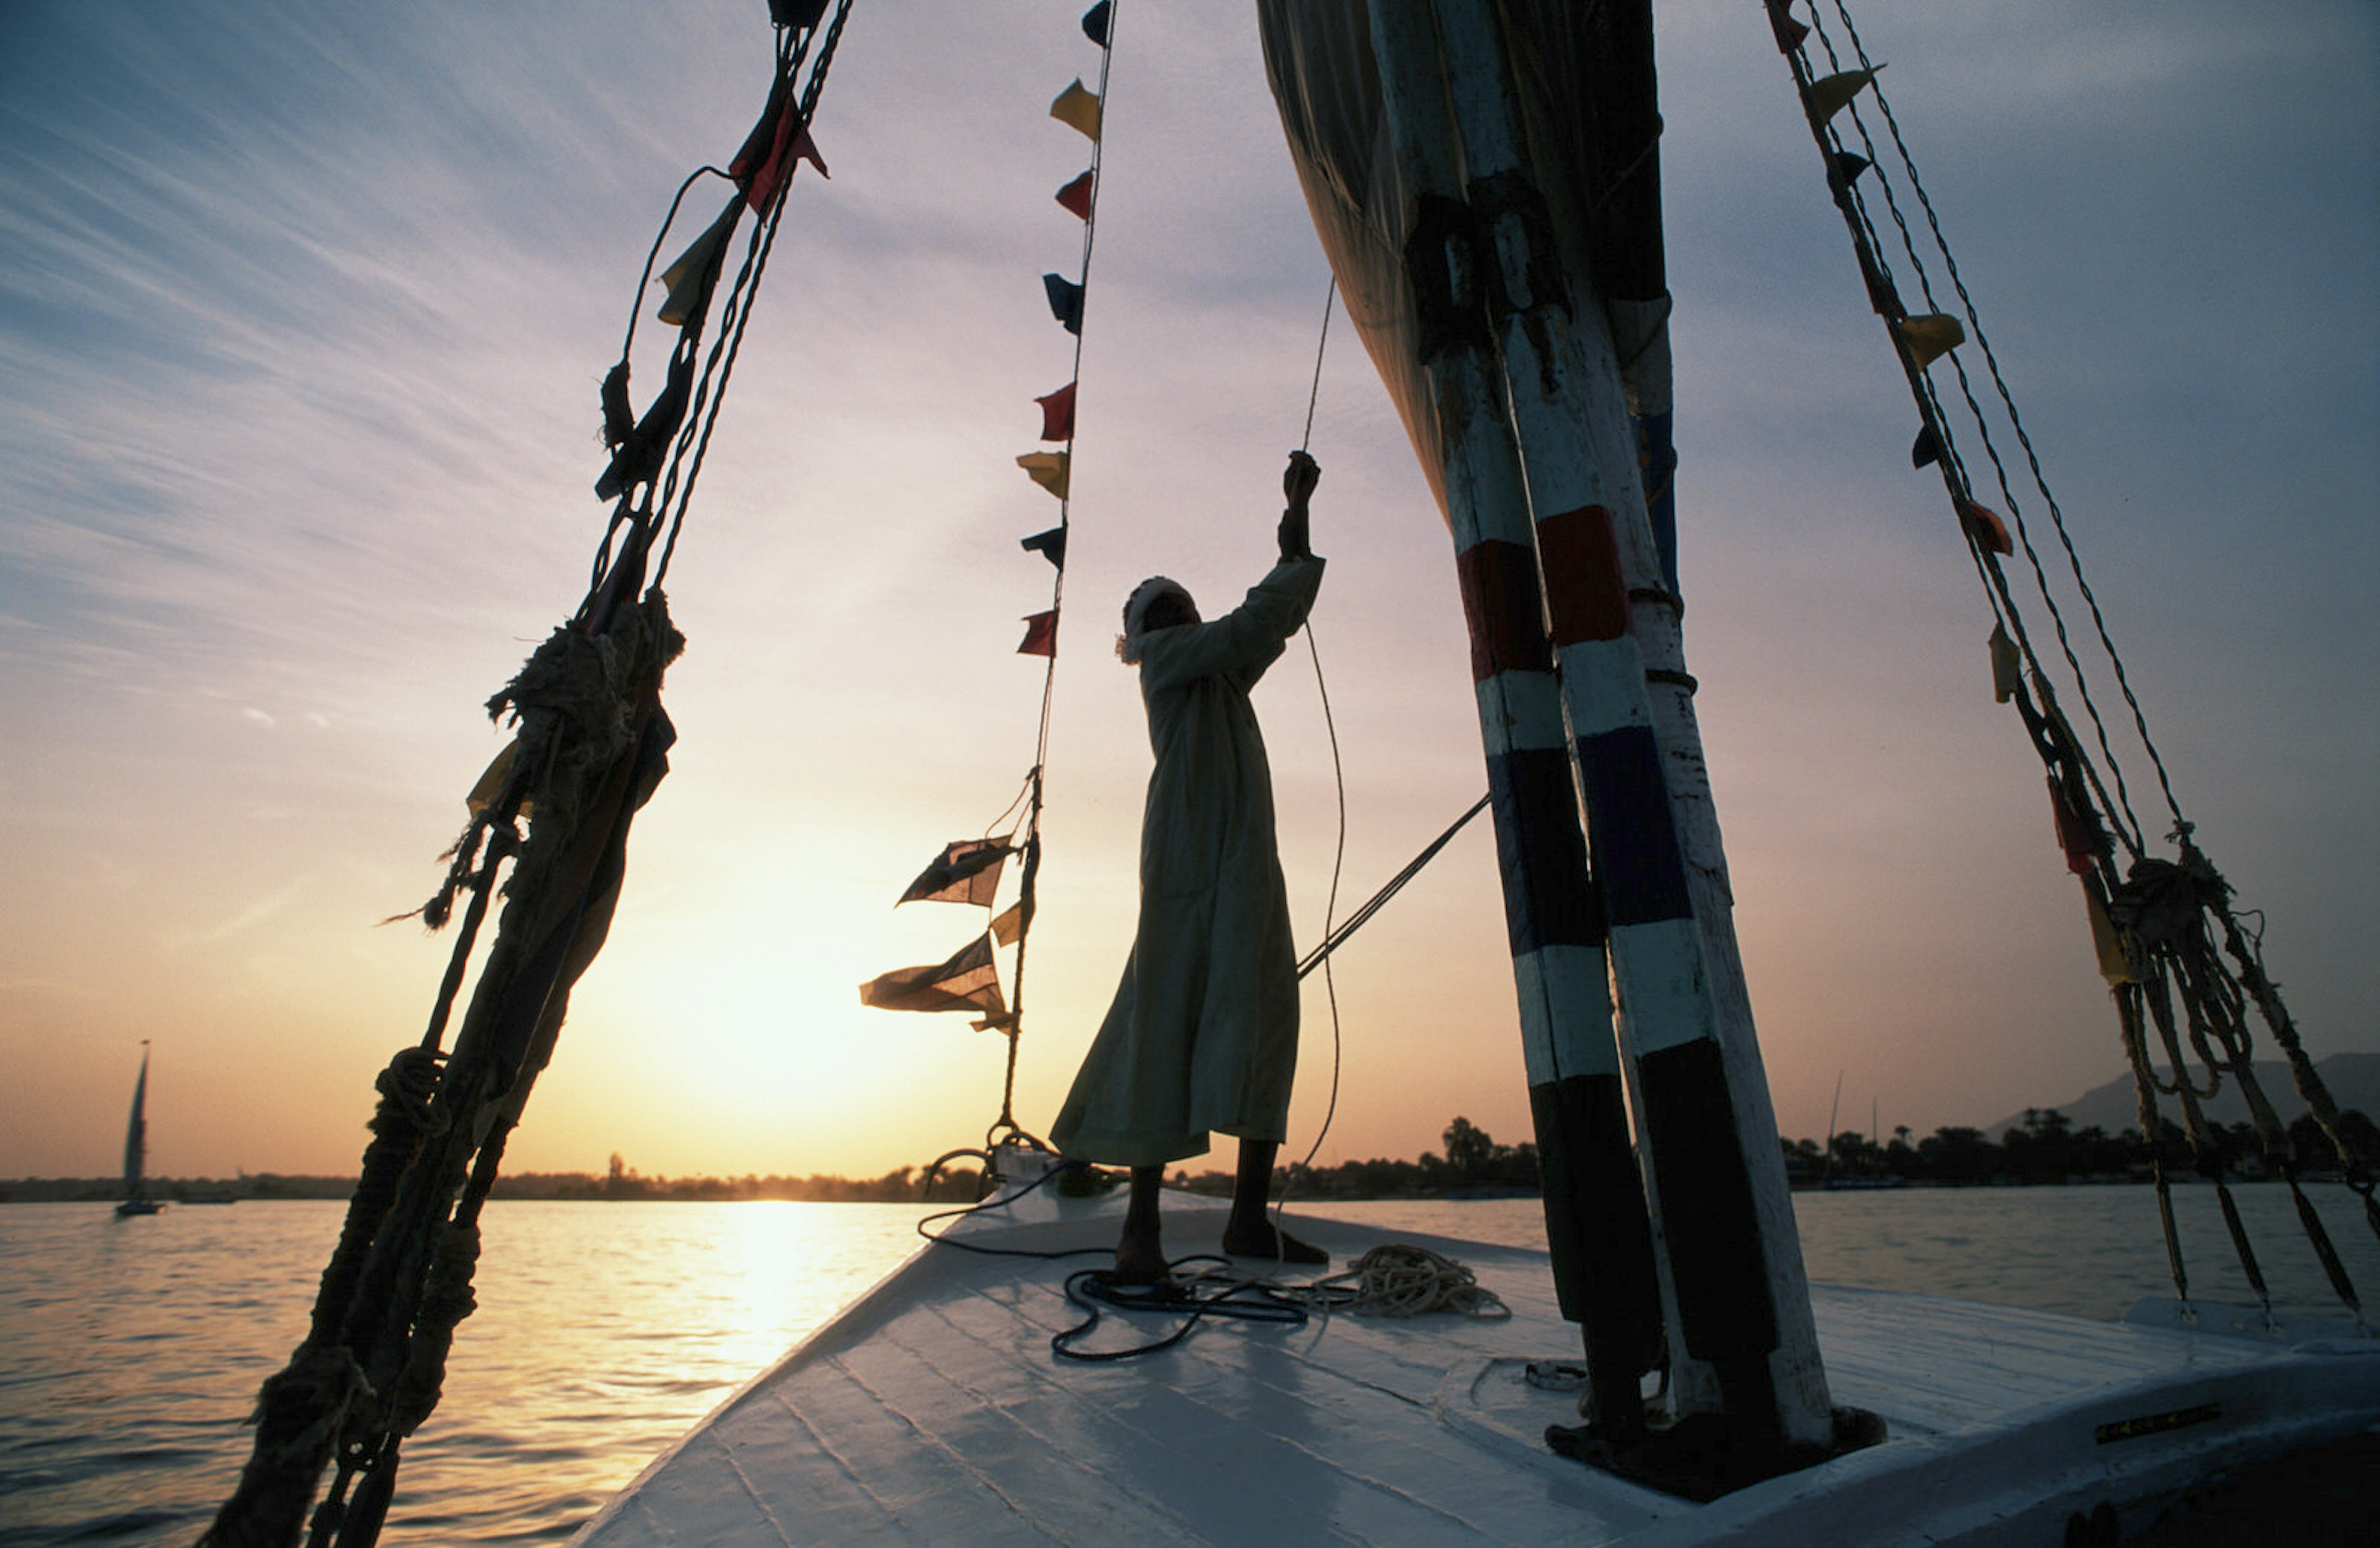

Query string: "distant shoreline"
[4, 1171, 2357, 1206]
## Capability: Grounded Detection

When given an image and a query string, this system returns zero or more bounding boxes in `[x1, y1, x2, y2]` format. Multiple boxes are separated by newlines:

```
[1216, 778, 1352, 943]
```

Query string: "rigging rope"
[201, 12, 853, 1546]
[1767, 0, 2372, 1327]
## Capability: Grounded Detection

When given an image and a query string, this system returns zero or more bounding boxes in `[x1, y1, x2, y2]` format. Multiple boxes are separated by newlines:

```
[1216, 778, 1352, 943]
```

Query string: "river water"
[3, 1185, 2373, 1545]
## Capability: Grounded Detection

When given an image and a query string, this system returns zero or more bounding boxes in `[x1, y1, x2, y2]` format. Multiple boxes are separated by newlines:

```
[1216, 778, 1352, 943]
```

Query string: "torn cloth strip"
[1037, 382, 1077, 441]
[860, 933, 1006, 1015]
[1017, 610, 1059, 657]
[1043, 273, 1086, 335]
[899, 839, 1010, 907]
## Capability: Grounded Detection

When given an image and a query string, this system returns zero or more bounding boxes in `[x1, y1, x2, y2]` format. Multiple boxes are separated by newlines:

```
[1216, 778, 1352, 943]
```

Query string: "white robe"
[1052, 556, 1325, 1167]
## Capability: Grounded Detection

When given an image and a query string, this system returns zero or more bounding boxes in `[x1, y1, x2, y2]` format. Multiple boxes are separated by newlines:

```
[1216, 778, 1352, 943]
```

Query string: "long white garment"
[1052, 555, 1325, 1167]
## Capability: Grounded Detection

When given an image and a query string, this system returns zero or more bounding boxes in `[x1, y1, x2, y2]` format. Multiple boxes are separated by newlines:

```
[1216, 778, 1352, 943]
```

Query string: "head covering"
[1117, 575, 1192, 664]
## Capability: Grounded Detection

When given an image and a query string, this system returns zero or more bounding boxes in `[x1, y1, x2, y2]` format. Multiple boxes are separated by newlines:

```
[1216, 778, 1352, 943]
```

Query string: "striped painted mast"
[1364, 2, 1662, 1442]
[1393, 0, 1833, 1449]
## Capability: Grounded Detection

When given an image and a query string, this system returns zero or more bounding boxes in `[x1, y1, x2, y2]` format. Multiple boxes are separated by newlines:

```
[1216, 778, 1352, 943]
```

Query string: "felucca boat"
[199, 3, 2378, 1545]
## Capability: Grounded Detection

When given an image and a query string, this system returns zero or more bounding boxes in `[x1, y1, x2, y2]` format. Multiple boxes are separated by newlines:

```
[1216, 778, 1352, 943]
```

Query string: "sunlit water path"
[3, 1188, 2372, 1544]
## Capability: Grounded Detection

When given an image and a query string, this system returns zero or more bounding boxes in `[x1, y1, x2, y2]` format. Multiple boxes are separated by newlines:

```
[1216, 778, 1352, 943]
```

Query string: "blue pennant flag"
[1042, 273, 1085, 336]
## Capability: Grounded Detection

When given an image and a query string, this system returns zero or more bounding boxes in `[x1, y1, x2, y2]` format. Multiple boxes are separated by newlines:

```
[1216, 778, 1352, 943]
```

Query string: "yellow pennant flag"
[658, 200, 743, 326]
[1807, 65, 1882, 124]
[2082, 877, 2136, 987]
[1895, 313, 1965, 369]
[1051, 79, 1103, 141]
[1016, 450, 1070, 499]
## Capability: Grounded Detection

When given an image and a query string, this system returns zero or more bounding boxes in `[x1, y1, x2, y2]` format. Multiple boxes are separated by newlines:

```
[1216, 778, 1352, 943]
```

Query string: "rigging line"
[1005, 3, 1128, 1111]
[653, 1, 854, 589]
[1297, 793, 1491, 979]
[1300, 277, 1338, 454]
[1803, 9, 2153, 851]
[1820, 0, 2185, 837]
[1277, 271, 1344, 1239]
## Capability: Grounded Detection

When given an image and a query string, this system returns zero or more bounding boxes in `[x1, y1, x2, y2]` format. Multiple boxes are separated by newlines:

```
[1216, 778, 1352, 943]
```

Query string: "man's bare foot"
[1220, 1221, 1328, 1266]
[1113, 1229, 1170, 1285]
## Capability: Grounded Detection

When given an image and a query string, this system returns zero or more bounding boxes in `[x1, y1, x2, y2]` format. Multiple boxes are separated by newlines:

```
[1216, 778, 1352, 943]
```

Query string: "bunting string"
[860, 2, 1123, 1156]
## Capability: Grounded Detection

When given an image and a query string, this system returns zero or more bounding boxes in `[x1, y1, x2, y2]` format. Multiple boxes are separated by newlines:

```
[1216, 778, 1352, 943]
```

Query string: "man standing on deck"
[1052, 451, 1327, 1283]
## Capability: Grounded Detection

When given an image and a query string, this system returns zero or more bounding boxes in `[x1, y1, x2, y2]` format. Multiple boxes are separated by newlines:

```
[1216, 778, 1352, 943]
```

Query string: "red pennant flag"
[1055, 170, 1093, 220]
[1017, 610, 1058, 657]
[1036, 382, 1077, 442]
[1955, 496, 2014, 556]
[2046, 778, 2100, 876]
[733, 74, 831, 214]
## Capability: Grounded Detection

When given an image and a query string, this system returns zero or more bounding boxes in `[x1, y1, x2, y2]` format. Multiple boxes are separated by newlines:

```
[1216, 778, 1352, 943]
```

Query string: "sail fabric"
[897, 839, 1010, 907]
[1253, 0, 1672, 532]
[860, 933, 1006, 1015]
[1051, 556, 1324, 1167]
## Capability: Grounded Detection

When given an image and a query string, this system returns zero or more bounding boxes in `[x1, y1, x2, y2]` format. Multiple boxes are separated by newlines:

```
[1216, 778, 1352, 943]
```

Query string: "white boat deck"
[573, 1181, 2379, 1547]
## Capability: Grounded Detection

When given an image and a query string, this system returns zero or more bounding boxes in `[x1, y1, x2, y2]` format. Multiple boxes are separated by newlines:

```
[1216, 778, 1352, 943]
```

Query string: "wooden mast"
[1369, 0, 1832, 1450]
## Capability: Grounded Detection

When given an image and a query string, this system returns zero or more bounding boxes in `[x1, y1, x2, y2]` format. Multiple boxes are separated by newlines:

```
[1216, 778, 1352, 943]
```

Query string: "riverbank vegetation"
[10, 1109, 2375, 1204]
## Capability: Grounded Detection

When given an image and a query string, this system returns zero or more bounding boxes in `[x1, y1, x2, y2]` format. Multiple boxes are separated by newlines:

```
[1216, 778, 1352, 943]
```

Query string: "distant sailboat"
[114, 1042, 163, 1218]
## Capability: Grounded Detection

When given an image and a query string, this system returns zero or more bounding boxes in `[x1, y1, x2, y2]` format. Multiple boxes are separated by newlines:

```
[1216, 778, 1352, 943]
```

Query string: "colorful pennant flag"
[1042, 272, 1085, 335]
[2045, 777, 2101, 876]
[1016, 451, 1070, 501]
[1807, 66, 1882, 125]
[991, 900, 1027, 946]
[1911, 424, 1942, 469]
[1955, 496, 2014, 555]
[2083, 877, 2136, 986]
[1036, 382, 1077, 441]
[1018, 610, 1059, 657]
[1764, 0, 1809, 53]
[1828, 151, 1871, 191]
[1082, 2, 1114, 47]
[1021, 526, 1067, 568]
[1895, 313, 1965, 369]
[1988, 620, 2022, 703]
[860, 933, 1006, 1016]
[1050, 79, 1103, 141]
[1054, 170, 1094, 220]
[731, 76, 831, 213]
[658, 199, 743, 326]
[898, 839, 1010, 907]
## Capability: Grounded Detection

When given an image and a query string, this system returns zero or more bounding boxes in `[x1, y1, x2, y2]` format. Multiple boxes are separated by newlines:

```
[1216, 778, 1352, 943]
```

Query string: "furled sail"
[1253, 0, 1675, 579]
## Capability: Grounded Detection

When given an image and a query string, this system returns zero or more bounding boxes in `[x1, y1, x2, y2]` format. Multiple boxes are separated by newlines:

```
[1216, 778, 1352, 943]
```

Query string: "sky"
[2, 1, 2374, 1184]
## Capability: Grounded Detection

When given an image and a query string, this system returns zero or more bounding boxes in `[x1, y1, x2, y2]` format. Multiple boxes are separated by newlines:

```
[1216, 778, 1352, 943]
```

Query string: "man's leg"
[1114, 1165, 1168, 1283]
[1220, 1138, 1326, 1264]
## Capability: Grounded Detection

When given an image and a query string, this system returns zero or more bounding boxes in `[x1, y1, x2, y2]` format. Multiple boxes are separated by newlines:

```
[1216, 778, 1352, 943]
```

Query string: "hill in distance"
[1983, 1052, 2380, 1139]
